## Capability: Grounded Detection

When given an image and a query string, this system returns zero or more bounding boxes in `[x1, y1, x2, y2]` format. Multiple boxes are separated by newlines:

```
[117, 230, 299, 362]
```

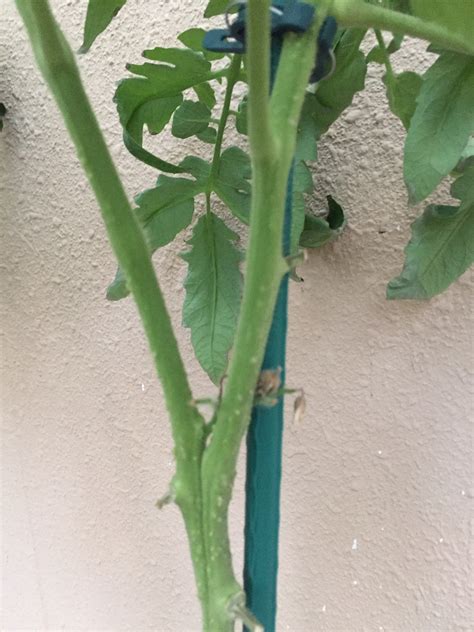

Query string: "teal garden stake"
[244, 11, 337, 632]
[206, 5, 337, 629]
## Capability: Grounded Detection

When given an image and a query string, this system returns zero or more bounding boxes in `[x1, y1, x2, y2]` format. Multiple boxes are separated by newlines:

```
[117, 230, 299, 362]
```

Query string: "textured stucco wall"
[1, 1, 473, 631]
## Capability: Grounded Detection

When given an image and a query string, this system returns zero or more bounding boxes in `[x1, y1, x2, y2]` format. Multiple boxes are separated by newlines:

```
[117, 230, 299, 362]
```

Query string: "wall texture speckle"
[1, 1, 472, 631]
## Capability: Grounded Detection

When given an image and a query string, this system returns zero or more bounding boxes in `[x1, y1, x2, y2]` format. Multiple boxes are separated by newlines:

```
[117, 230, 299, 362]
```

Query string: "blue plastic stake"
[243, 31, 293, 632]
[202, 5, 337, 629]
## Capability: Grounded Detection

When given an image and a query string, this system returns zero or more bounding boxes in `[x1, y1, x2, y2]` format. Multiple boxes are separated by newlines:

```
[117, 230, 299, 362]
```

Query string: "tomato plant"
[12, 0, 473, 629]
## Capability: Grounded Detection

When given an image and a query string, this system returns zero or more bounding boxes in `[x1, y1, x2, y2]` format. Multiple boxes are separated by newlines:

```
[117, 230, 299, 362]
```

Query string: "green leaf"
[461, 136, 474, 161]
[172, 100, 212, 139]
[451, 165, 474, 202]
[182, 213, 243, 383]
[296, 29, 367, 161]
[126, 93, 183, 139]
[178, 28, 207, 51]
[0, 103, 6, 131]
[453, 135, 474, 175]
[388, 166, 474, 299]
[404, 52, 474, 204]
[80, 0, 127, 53]
[178, 27, 224, 61]
[366, 47, 386, 64]
[326, 195, 345, 230]
[193, 82, 217, 109]
[410, 0, 474, 46]
[107, 175, 205, 300]
[389, 0, 411, 12]
[197, 127, 218, 144]
[235, 98, 248, 135]
[295, 98, 319, 161]
[384, 71, 422, 130]
[180, 156, 211, 180]
[299, 216, 334, 248]
[291, 162, 314, 254]
[136, 176, 203, 249]
[214, 147, 252, 223]
[106, 267, 128, 301]
[115, 48, 212, 172]
[204, 0, 229, 18]
[299, 196, 345, 249]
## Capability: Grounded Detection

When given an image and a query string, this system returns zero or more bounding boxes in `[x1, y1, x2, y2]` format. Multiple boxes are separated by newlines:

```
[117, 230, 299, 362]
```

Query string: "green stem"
[205, 191, 212, 216]
[200, 1, 325, 628]
[15, 0, 209, 612]
[330, 0, 474, 55]
[246, 0, 275, 163]
[210, 68, 230, 81]
[374, 28, 395, 81]
[209, 55, 242, 185]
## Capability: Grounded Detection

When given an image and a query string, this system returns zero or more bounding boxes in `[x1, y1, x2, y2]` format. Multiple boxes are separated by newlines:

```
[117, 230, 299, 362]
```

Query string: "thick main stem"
[200, 1, 325, 628]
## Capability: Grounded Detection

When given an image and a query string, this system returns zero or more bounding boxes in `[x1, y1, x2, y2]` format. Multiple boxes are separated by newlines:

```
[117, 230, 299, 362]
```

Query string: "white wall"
[1, 1, 472, 630]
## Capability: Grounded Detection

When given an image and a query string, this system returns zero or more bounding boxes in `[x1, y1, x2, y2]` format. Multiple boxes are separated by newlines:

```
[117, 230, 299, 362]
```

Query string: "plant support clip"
[203, 1, 337, 82]
[203, 1, 315, 54]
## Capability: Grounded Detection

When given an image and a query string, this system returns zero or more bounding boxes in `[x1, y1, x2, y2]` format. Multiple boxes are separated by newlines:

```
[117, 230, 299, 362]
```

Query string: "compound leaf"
[80, 0, 127, 53]
[115, 48, 212, 172]
[388, 166, 474, 299]
[182, 213, 243, 383]
[404, 52, 474, 203]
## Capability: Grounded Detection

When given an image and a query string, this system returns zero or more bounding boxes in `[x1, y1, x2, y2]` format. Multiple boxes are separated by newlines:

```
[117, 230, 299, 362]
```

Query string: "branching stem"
[330, 0, 474, 55]
[374, 29, 395, 81]
[209, 55, 242, 185]
[17, 0, 472, 630]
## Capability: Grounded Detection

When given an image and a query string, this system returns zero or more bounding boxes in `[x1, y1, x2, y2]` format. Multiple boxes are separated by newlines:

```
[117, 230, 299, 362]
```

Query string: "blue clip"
[203, 28, 245, 54]
[203, 2, 315, 54]
[203, 4, 337, 84]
